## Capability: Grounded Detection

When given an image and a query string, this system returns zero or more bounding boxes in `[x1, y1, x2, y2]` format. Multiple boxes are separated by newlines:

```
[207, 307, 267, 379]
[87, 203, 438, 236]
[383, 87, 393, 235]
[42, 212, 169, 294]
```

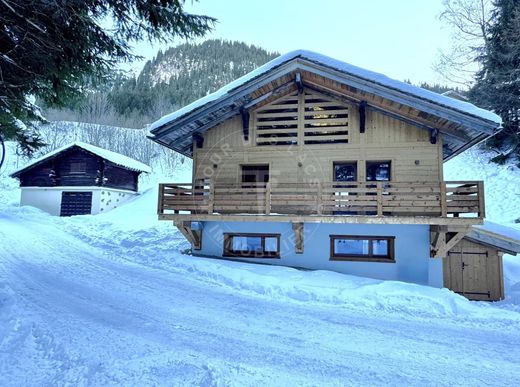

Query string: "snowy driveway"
[1, 207, 520, 386]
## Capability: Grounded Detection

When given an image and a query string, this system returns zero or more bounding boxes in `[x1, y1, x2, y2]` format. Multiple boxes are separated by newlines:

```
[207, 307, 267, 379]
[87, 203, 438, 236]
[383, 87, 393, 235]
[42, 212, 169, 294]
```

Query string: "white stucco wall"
[19, 187, 137, 216]
[196, 221, 443, 287]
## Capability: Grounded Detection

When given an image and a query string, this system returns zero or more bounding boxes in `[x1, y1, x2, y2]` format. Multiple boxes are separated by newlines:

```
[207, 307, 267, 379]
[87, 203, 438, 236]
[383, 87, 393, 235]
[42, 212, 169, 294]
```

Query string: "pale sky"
[128, 0, 455, 86]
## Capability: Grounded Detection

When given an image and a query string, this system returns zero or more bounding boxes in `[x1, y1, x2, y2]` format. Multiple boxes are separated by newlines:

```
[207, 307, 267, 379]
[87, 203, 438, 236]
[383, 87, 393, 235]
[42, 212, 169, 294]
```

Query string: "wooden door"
[60, 191, 92, 216]
[445, 239, 504, 301]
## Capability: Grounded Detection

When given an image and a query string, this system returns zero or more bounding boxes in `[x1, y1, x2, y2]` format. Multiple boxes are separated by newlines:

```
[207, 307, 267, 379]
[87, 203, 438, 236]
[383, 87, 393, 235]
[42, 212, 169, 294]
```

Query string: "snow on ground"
[2, 142, 520, 385]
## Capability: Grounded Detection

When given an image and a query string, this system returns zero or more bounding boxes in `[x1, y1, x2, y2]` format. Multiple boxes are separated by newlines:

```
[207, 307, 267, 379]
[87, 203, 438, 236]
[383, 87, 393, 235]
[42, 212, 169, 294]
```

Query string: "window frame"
[69, 161, 87, 174]
[329, 235, 395, 263]
[223, 233, 281, 259]
[240, 164, 270, 188]
[365, 160, 392, 182]
[333, 161, 358, 182]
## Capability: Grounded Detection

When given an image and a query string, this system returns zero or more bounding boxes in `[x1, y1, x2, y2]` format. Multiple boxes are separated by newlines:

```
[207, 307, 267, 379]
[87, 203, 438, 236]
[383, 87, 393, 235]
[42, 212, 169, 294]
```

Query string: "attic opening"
[253, 89, 349, 146]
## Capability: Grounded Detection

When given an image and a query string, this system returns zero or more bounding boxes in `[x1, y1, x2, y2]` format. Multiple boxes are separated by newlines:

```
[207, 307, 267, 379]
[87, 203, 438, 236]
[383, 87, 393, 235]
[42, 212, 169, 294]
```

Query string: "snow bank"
[445, 147, 520, 225]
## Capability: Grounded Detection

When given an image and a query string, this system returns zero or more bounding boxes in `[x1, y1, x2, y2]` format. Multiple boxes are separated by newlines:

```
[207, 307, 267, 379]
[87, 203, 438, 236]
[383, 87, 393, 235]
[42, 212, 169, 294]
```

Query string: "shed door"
[446, 239, 502, 301]
[60, 192, 92, 216]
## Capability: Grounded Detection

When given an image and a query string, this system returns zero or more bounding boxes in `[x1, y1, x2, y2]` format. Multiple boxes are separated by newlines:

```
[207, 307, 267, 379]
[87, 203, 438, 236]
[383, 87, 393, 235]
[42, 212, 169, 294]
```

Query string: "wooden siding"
[18, 147, 139, 192]
[193, 88, 440, 186]
[103, 163, 139, 191]
[443, 238, 504, 301]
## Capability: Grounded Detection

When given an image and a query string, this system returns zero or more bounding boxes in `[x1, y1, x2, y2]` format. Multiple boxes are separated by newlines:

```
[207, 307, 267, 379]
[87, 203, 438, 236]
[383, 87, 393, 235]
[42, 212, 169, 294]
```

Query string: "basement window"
[223, 233, 280, 258]
[330, 235, 395, 262]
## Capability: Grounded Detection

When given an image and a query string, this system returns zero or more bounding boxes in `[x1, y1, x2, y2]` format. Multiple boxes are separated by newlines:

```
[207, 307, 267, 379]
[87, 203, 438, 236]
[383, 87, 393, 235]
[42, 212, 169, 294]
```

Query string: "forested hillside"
[44, 40, 278, 128]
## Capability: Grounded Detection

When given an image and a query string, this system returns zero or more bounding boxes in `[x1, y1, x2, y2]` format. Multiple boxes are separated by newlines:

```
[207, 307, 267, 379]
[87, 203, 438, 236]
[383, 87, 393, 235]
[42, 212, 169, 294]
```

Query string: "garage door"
[444, 239, 504, 301]
[60, 192, 92, 216]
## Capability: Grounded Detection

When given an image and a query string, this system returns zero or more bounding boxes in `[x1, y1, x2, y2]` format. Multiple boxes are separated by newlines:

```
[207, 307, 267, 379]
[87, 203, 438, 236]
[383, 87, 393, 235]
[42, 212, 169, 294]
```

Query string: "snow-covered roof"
[468, 221, 520, 255]
[10, 142, 152, 176]
[149, 50, 501, 134]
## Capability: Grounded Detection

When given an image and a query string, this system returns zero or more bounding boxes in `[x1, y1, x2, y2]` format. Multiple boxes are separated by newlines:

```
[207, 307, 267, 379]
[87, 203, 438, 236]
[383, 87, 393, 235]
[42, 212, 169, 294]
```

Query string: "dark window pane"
[242, 165, 269, 184]
[334, 162, 357, 182]
[366, 161, 391, 181]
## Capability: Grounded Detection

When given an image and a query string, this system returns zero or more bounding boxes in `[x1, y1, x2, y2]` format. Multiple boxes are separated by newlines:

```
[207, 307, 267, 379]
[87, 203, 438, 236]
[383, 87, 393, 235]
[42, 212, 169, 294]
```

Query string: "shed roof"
[10, 142, 152, 177]
[148, 50, 502, 159]
[467, 221, 520, 255]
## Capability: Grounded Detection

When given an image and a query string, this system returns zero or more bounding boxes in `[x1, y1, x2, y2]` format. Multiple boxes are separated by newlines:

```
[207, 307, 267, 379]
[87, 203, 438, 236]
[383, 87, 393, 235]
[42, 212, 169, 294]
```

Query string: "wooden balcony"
[158, 181, 485, 226]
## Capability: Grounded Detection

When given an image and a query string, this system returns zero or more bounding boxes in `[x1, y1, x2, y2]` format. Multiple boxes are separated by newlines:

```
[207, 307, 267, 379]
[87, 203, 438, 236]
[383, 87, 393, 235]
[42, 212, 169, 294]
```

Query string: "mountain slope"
[108, 40, 278, 120]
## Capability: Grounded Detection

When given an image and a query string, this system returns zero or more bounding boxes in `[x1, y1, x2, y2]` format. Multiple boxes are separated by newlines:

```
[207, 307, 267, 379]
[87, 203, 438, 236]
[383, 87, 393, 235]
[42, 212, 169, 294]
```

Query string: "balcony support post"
[292, 222, 304, 254]
[174, 220, 202, 250]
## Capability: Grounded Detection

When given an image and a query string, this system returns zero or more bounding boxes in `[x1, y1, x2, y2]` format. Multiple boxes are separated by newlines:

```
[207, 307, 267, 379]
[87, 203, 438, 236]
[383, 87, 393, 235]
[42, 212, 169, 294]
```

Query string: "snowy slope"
[2, 142, 520, 385]
[2, 186, 520, 385]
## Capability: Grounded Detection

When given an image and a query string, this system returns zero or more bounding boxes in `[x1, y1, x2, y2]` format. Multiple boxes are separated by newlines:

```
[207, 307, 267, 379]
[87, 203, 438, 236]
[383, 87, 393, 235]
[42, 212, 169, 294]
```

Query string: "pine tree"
[469, 0, 520, 163]
[0, 0, 215, 156]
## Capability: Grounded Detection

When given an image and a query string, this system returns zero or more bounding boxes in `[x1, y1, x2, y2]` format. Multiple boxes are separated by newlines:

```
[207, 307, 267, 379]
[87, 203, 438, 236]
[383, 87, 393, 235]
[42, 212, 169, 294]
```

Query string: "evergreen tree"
[0, 0, 215, 156]
[469, 0, 520, 163]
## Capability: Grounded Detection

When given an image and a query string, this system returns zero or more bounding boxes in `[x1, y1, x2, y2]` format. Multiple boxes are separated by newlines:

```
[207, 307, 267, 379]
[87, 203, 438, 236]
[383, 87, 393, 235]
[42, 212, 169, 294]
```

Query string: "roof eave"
[150, 57, 501, 155]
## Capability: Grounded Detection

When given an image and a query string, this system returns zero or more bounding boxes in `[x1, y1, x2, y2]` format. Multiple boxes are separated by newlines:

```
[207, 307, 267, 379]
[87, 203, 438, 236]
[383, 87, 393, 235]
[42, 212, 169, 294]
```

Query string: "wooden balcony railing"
[158, 180, 485, 219]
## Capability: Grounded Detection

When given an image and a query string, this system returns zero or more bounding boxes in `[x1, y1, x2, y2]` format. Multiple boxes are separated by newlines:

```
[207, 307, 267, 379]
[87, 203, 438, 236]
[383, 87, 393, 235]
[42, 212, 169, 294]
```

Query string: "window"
[330, 235, 395, 262]
[366, 161, 391, 182]
[69, 161, 86, 174]
[242, 165, 269, 187]
[334, 162, 357, 182]
[223, 233, 280, 258]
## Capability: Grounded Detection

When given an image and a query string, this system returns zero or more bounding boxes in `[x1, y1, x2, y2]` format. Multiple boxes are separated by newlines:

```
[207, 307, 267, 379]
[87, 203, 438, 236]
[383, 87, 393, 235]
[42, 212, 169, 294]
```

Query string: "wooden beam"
[295, 72, 304, 94]
[193, 133, 204, 149]
[430, 128, 439, 144]
[435, 231, 467, 258]
[240, 106, 250, 141]
[292, 222, 304, 254]
[359, 100, 367, 133]
[174, 221, 202, 250]
[163, 213, 483, 226]
[431, 226, 470, 258]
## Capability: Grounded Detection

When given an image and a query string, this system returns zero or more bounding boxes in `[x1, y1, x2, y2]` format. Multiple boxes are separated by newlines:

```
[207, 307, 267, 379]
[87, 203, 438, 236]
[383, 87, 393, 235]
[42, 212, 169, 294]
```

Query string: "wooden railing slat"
[157, 181, 484, 219]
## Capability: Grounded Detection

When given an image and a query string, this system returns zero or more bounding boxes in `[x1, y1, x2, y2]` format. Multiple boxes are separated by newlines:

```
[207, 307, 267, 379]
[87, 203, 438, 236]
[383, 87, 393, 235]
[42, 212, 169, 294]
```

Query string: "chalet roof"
[467, 221, 520, 255]
[148, 50, 502, 159]
[10, 142, 152, 177]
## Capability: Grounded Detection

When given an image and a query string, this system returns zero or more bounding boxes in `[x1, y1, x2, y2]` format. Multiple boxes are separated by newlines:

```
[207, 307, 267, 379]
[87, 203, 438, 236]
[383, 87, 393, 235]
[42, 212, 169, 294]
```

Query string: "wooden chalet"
[149, 50, 520, 301]
[10, 142, 151, 216]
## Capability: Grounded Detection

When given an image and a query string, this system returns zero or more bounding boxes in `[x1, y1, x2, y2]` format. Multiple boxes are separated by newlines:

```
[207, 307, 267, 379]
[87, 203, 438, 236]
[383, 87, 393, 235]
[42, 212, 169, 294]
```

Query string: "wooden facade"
[149, 51, 514, 300]
[193, 89, 443, 186]
[15, 146, 140, 192]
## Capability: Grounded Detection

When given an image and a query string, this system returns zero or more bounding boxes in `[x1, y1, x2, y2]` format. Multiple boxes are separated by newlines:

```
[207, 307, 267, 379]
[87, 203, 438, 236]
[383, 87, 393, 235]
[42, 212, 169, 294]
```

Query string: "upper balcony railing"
[158, 180, 485, 219]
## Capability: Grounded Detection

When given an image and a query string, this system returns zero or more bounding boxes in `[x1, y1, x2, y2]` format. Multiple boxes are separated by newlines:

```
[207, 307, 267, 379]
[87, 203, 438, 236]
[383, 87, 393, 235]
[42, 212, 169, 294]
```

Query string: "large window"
[223, 233, 280, 258]
[330, 235, 395, 262]
[366, 161, 391, 182]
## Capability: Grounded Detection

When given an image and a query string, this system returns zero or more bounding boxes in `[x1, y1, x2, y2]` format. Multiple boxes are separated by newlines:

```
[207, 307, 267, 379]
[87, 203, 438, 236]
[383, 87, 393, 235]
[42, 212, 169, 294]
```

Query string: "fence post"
[157, 183, 164, 215]
[208, 180, 215, 214]
[477, 181, 485, 218]
[265, 182, 271, 215]
[376, 182, 383, 216]
[440, 181, 447, 217]
[317, 182, 322, 215]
